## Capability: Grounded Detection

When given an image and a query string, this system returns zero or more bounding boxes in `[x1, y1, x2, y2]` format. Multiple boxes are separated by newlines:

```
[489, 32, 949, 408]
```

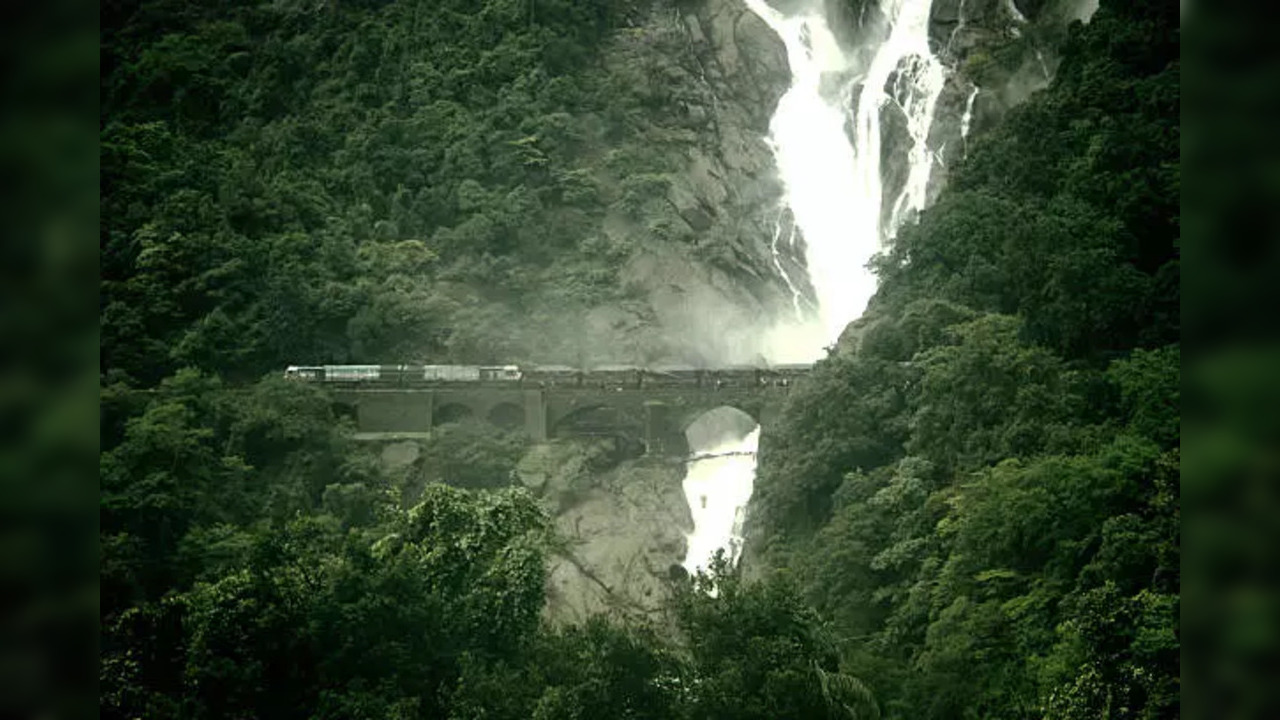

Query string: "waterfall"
[769, 213, 812, 320]
[1004, 0, 1027, 25]
[682, 0, 952, 578]
[960, 84, 980, 155]
[750, 0, 948, 358]
[679, 0, 951, 578]
[681, 425, 760, 577]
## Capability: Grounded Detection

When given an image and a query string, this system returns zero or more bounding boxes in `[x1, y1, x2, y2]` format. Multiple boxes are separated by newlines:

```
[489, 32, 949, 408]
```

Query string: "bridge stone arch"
[672, 402, 765, 435]
[549, 402, 645, 439]
[683, 405, 760, 449]
[433, 388, 539, 433]
[640, 391, 778, 457]
[433, 402, 475, 426]
[487, 401, 525, 431]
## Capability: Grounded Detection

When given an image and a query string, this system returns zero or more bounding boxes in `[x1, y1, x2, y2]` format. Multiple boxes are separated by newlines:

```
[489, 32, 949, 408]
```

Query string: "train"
[283, 363, 811, 389]
[284, 365, 522, 383]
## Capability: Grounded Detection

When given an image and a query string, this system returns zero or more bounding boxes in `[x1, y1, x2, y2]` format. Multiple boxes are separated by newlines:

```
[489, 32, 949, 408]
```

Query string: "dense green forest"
[101, 0, 1178, 717]
[102, 0, 649, 383]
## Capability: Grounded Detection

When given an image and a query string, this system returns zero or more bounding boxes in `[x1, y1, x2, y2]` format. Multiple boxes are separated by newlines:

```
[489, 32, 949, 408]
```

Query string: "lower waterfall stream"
[681, 425, 761, 576]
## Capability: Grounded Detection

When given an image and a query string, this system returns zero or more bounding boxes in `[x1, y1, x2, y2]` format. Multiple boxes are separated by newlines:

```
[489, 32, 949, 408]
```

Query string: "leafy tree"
[450, 617, 687, 720]
[908, 314, 1086, 475]
[417, 419, 530, 491]
[674, 553, 876, 720]
[754, 354, 912, 539]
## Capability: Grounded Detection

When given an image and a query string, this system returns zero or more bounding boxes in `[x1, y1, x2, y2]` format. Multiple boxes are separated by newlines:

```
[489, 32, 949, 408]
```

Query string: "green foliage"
[1107, 345, 1180, 449]
[877, 192, 1157, 359]
[101, 372, 358, 611]
[754, 354, 913, 537]
[909, 314, 1087, 473]
[450, 617, 686, 720]
[673, 553, 868, 720]
[418, 419, 530, 490]
[103, 473, 553, 719]
[877, 0, 1179, 363]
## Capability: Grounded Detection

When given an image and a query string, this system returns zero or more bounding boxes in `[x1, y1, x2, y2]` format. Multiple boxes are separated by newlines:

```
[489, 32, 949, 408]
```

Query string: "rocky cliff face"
[520, 442, 692, 623]
[364, 0, 793, 624]
[789, 0, 1093, 241]
[517, 0, 1086, 369]
[579, 0, 799, 367]
[924, 0, 1099, 178]
[377, 434, 694, 622]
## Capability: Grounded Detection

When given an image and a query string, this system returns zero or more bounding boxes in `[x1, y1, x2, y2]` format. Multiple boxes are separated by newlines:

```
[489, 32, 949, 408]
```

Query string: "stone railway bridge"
[330, 373, 805, 457]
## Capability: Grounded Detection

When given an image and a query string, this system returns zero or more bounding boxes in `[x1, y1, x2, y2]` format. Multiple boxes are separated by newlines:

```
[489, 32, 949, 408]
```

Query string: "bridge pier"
[523, 389, 547, 441]
[642, 401, 688, 457]
[643, 401, 664, 455]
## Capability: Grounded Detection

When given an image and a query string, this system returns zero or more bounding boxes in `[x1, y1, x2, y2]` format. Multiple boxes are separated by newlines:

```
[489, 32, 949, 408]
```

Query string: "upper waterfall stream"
[753, 0, 947, 359]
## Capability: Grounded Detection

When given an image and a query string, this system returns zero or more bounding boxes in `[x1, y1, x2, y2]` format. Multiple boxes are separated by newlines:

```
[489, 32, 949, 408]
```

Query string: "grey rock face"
[586, 0, 800, 366]
[535, 444, 693, 624]
[921, 0, 1077, 203]
[660, 0, 796, 322]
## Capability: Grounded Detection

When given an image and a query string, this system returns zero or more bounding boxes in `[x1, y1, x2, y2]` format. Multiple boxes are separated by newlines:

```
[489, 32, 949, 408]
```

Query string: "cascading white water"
[750, 0, 863, 355]
[1005, 0, 1028, 25]
[750, 0, 948, 357]
[682, 0, 951, 577]
[769, 215, 812, 320]
[960, 84, 980, 154]
[681, 426, 760, 576]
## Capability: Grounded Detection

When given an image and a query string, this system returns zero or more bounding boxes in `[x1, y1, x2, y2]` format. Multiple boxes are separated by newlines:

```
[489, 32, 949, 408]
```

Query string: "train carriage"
[525, 365, 584, 388]
[589, 364, 644, 390]
[422, 365, 481, 382]
[284, 365, 323, 381]
[644, 366, 704, 388]
[284, 365, 386, 383]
